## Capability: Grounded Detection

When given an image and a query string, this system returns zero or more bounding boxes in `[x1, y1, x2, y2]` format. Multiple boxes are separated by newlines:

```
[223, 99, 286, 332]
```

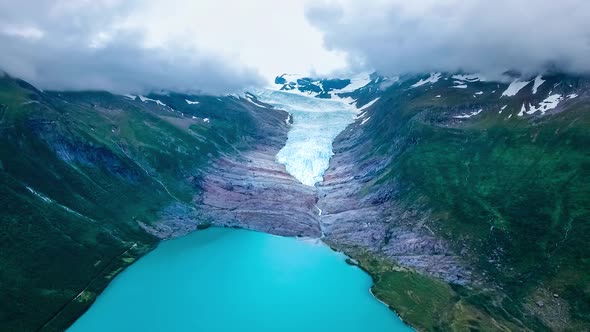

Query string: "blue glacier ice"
[253, 89, 358, 186]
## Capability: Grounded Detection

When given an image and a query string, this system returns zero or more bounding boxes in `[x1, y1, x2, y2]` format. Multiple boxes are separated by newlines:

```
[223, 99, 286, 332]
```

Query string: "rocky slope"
[145, 95, 322, 239]
[318, 72, 590, 331]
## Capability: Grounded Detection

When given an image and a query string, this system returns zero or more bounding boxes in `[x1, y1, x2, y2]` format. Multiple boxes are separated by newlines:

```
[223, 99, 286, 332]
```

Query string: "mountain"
[273, 72, 394, 101]
[0, 70, 589, 331]
[0, 73, 289, 330]
[318, 72, 590, 331]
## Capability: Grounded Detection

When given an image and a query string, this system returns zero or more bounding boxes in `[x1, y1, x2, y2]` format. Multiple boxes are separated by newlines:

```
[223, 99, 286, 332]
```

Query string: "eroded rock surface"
[148, 98, 471, 285]
[198, 146, 320, 237]
[147, 102, 321, 238]
[317, 124, 473, 285]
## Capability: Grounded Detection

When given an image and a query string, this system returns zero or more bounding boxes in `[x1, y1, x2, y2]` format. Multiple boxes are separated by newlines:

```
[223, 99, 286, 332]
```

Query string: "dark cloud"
[0, 0, 264, 94]
[306, 0, 590, 78]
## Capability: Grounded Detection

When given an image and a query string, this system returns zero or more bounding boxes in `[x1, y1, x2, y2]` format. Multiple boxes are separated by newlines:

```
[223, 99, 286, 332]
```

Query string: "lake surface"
[69, 228, 412, 331]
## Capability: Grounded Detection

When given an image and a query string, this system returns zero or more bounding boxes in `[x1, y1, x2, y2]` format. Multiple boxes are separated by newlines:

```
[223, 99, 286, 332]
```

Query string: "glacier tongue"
[253, 89, 358, 186]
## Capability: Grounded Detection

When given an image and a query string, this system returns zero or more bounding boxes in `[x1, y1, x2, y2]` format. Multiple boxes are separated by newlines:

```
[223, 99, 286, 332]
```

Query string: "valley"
[0, 71, 589, 331]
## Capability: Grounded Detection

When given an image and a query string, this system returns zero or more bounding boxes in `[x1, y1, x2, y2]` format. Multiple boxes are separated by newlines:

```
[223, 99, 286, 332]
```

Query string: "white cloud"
[306, 0, 590, 78]
[3, 0, 587, 93]
[119, 0, 347, 80]
[1, 25, 44, 40]
[0, 0, 346, 93]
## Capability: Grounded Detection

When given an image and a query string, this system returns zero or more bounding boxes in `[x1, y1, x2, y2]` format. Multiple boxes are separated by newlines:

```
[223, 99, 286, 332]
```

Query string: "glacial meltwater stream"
[69, 228, 412, 331]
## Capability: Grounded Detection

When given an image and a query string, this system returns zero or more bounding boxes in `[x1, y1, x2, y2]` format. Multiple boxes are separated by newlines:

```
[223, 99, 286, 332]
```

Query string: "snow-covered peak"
[272, 72, 383, 100]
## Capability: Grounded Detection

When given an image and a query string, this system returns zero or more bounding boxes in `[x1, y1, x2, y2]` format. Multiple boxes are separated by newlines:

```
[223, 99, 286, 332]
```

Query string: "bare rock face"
[317, 125, 473, 285]
[146, 100, 321, 238]
[197, 146, 320, 237]
[149, 99, 471, 285]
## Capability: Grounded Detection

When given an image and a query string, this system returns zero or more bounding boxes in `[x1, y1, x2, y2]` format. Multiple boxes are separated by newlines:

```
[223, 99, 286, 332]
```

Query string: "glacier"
[253, 89, 358, 186]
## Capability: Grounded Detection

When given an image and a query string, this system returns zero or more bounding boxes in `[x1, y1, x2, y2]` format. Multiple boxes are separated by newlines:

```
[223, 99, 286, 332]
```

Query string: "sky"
[306, 0, 590, 81]
[1, 0, 589, 93]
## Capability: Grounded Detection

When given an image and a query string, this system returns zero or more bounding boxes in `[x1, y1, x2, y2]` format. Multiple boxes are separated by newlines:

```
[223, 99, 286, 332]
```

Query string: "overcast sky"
[1, 0, 589, 93]
[307, 0, 590, 81]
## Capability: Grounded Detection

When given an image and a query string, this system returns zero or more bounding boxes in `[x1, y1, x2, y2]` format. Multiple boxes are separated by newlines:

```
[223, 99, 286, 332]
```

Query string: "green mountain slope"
[0, 74, 284, 331]
[327, 73, 590, 330]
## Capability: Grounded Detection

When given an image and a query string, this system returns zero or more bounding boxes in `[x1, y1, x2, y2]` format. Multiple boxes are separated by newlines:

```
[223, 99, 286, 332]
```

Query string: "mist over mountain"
[307, 0, 590, 79]
[0, 0, 264, 94]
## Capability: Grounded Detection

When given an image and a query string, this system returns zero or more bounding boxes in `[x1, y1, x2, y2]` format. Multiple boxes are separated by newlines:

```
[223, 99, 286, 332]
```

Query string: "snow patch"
[26, 186, 52, 203]
[360, 117, 371, 125]
[452, 74, 486, 82]
[411, 73, 442, 88]
[185, 99, 199, 105]
[245, 95, 267, 108]
[357, 97, 380, 111]
[518, 103, 526, 116]
[139, 95, 167, 107]
[502, 80, 530, 97]
[453, 84, 468, 89]
[338, 72, 372, 92]
[454, 109, 483, 119]
[522, 94, 565, 116]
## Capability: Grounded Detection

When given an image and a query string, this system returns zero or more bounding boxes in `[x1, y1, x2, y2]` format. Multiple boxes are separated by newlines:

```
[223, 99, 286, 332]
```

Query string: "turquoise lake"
[69, 228, 412, 331]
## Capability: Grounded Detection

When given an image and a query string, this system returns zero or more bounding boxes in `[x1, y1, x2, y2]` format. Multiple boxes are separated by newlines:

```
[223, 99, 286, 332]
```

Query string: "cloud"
[0, 0, 350, 93]
[0, 0, 264, 94]
[306, 0, 590, 78]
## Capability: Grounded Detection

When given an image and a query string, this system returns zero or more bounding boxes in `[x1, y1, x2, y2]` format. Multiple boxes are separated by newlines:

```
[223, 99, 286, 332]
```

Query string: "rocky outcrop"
[147, 96, 472, 285]
[317, 122, 473, 285]
[149, 102, 322, 239]
[197, 146, 320, 237]
[135, 84, 473, 286]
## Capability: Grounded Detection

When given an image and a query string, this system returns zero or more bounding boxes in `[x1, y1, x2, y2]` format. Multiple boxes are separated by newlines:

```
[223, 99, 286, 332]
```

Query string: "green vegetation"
[353, 75, 590, 330]
[0, 75, 280, 331]
[1, 71, 588, 331]
[352, 252, 523, 331]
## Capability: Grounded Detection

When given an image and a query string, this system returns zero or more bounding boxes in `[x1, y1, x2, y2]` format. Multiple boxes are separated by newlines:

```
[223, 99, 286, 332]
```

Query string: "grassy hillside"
[0, 75, 283, 331]
[346, 73, 590, 331]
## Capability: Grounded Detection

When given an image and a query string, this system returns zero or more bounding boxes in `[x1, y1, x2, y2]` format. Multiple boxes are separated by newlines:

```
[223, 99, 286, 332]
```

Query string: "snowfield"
[502, 79, 530, 97]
